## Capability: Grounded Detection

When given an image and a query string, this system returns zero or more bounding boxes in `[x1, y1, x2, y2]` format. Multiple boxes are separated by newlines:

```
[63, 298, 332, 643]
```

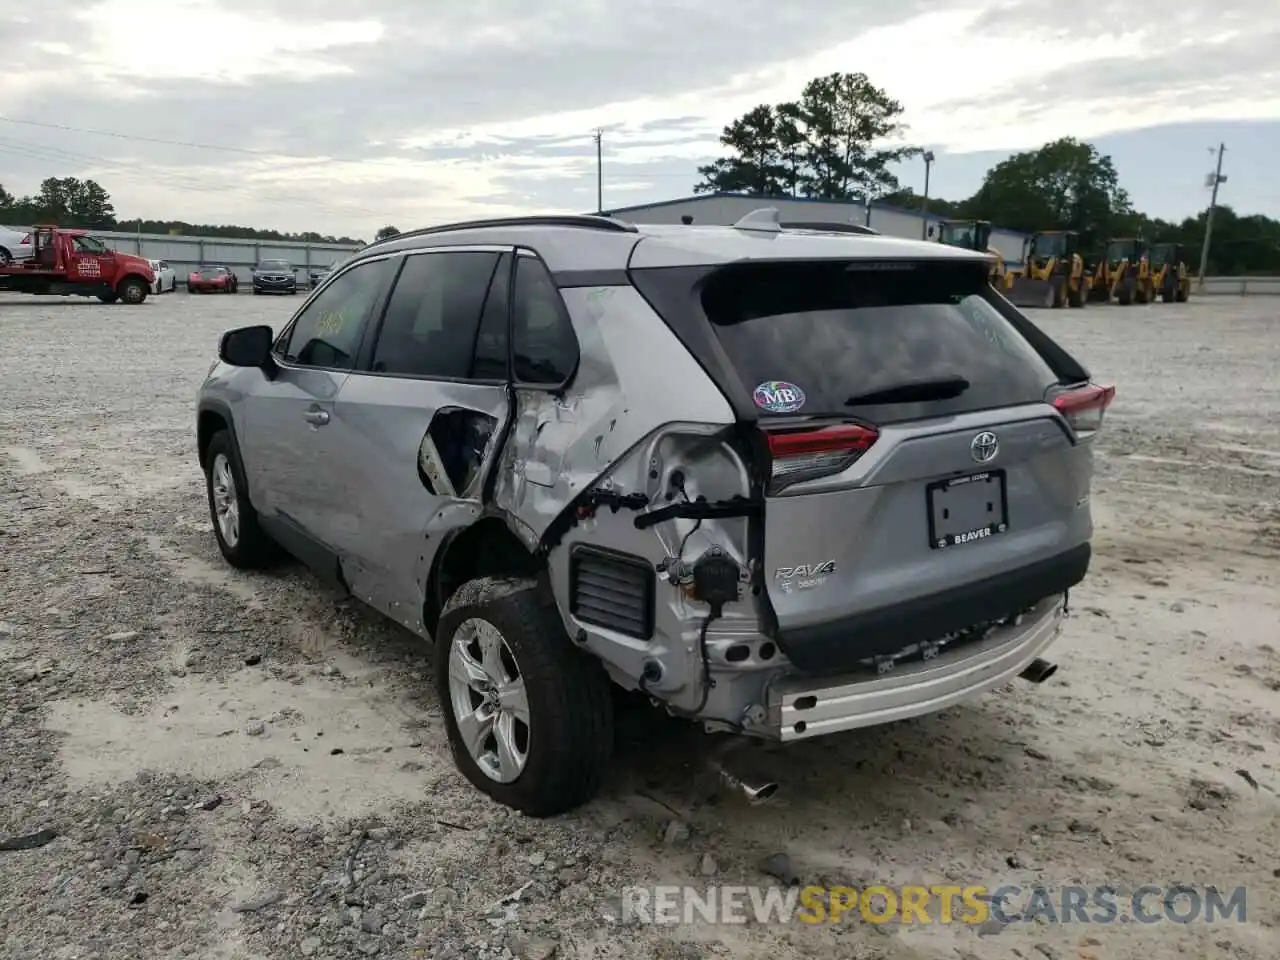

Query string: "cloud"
[1, 0, 1278, 236]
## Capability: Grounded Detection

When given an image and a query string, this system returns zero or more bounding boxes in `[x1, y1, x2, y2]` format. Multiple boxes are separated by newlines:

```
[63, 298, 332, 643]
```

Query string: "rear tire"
[0, 247, 12, 265]
[1117, 278, 1133, 306]
[1162, 274, 1178, 303]
[434, 577, 614, 817]
[204, 430, 279, 569]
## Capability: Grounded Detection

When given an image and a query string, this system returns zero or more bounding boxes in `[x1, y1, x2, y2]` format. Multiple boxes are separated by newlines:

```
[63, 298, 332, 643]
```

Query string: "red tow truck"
[0, 225, 155, 303]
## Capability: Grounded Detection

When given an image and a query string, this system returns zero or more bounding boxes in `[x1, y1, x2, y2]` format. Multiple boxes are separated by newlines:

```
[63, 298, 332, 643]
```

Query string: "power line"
[0, 112, 702, 179]
[0, 136, 383, 219]
[0, 114, 289, 158]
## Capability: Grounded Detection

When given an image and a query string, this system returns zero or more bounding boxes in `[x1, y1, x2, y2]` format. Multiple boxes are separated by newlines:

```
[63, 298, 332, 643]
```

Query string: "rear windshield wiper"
[845, 375, 971, 406]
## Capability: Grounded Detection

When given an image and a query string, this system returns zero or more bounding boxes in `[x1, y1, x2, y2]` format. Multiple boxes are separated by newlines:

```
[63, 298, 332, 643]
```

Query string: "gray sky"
[2, 0, 1278, 239]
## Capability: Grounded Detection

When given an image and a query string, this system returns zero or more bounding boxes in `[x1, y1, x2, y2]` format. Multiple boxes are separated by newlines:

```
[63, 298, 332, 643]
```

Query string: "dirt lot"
[1, 290, 1277, 960]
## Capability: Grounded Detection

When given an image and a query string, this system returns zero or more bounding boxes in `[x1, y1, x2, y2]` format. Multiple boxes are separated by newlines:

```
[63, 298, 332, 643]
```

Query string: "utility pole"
[592, 129, 603, 214]
[1197, 143, 1227, 290]
[921, 151, 935, 239]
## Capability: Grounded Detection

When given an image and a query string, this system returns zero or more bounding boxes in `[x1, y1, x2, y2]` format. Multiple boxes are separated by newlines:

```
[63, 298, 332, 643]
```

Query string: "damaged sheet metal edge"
[493, 282, 771, 722]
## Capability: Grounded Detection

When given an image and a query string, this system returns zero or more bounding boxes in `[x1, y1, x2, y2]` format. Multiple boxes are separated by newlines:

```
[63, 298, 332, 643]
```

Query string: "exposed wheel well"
[197, 410, 229, 468]
[425, 517, 541, 636]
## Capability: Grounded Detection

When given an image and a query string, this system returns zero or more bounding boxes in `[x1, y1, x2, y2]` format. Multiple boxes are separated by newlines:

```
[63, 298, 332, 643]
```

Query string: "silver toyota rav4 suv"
[196, 210, 1114, 816]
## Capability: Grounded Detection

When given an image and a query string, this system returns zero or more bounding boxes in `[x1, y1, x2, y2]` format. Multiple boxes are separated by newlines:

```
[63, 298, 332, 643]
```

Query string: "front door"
[68, 235, 114, 285]
[320, 246, 515, 628]
[238, 255, 399, 573]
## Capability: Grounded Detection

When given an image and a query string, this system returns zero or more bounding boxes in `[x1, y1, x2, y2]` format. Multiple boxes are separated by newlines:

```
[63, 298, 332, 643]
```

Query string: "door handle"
[302, 409, 330, 426]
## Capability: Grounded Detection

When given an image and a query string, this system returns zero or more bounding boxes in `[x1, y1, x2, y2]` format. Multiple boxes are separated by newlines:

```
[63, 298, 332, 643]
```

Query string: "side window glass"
[371, 251, 500, 379]
[512, 255, 578, 385]
[469, 253, 510, 380]
[281, 258, 392, 370]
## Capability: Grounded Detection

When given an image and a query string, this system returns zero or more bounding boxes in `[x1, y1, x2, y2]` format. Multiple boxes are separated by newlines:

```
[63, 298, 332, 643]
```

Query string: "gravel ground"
[1, 290, 1277, 960]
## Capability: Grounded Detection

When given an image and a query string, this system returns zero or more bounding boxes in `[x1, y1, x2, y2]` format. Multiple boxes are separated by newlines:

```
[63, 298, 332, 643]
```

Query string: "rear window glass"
[700, 260, 1059, 424]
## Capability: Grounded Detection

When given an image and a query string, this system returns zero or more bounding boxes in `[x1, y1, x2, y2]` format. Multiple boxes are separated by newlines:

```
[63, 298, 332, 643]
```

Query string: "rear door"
[320, 245, 515, 628]
[695, 258, 1103, 669]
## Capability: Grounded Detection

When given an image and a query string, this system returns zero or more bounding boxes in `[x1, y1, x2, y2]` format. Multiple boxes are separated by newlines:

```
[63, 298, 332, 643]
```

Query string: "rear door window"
[700, 260, 1059, 424]
[370, 250, 502, 379]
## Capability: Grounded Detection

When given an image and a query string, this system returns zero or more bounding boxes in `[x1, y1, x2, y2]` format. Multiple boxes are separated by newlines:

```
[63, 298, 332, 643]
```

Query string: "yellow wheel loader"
[1003, 230, 1088, 309]
[936, 219, 1006, 286]
[1148, 242, 1191, 303]
[1097, 238, 1155, 305]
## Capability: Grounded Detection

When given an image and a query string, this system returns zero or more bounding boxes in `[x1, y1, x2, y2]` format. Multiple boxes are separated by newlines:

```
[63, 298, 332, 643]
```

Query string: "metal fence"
[94, 229, 362, 284]
[1198, 276, 1280, 296]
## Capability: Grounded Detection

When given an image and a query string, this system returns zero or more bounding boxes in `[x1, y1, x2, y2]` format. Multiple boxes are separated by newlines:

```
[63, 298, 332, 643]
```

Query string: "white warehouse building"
[599, 192, 1029, 266]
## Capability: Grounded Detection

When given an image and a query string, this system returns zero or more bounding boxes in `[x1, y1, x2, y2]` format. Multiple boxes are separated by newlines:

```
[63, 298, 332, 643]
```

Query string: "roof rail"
[781, 221, 880, 236]
[365, 214, 638, 249]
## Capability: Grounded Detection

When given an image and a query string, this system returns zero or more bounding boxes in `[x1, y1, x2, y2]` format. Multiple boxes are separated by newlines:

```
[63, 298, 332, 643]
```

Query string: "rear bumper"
[766, 594, 1065, 741]
[775, 543, 1090, 674]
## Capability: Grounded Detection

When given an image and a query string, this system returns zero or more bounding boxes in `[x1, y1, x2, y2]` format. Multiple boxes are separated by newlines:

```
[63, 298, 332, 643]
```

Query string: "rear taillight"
[1052, 383, 1115, 439]
[763, 422, 879, 493]
[20, 234, 30, 244]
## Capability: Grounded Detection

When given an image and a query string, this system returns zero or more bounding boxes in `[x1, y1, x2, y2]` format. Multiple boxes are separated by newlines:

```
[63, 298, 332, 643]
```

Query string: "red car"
[187, 265, 238, 294]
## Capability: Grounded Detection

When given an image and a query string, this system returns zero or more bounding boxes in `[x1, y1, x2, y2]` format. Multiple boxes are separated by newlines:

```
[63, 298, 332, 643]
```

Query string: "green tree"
[0, 183, 13, 208]
[695, 73, 919, 201]
[774, 102, 806, 197]
[963, 138, 1131, 248]
[29, 176, 117, 228]
[694, 105, 790, 195]
[375, 225, 401, 241]
[795, 72, 918, 200]
[877, 187, 966, 221]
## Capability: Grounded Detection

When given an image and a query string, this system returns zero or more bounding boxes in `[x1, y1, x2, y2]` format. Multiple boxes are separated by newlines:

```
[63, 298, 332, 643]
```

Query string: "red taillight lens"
[764, 422, 879, 493]
[20, 234, 30, 244]
[1052, 383, 1115, 439]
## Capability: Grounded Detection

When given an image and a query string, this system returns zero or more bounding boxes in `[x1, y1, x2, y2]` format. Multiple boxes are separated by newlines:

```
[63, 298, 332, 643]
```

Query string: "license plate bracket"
[927, 470, 1009, 549]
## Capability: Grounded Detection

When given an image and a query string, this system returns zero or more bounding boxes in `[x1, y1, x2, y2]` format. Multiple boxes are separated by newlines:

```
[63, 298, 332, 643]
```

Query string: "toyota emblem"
[970, 431, 999, 463]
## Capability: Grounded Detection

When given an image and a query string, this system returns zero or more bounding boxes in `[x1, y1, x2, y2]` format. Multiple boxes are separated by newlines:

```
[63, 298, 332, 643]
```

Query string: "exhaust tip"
[747, 781, 780, 802]
[1019, 658, 1058, 684]
[710, 761, 781, 803]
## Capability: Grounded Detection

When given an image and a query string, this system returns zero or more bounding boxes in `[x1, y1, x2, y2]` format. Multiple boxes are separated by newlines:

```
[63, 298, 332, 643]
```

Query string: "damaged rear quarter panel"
[492, 283, 765, 708]
[492, 284, 734, 547]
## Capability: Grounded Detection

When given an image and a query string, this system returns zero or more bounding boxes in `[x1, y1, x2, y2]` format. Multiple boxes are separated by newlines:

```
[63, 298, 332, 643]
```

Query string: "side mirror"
[219, 325, 274, 368]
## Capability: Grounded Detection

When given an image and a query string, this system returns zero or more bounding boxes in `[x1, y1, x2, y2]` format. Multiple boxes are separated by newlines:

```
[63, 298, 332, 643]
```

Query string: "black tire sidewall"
[433, 580, 613, 816]
[204, 430, 271, 567]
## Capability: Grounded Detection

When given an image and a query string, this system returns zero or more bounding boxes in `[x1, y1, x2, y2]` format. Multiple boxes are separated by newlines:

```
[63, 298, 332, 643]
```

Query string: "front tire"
[435, 577, 614, 817]
[204, 430, 279, 569]
[119, 277, 148, 304]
